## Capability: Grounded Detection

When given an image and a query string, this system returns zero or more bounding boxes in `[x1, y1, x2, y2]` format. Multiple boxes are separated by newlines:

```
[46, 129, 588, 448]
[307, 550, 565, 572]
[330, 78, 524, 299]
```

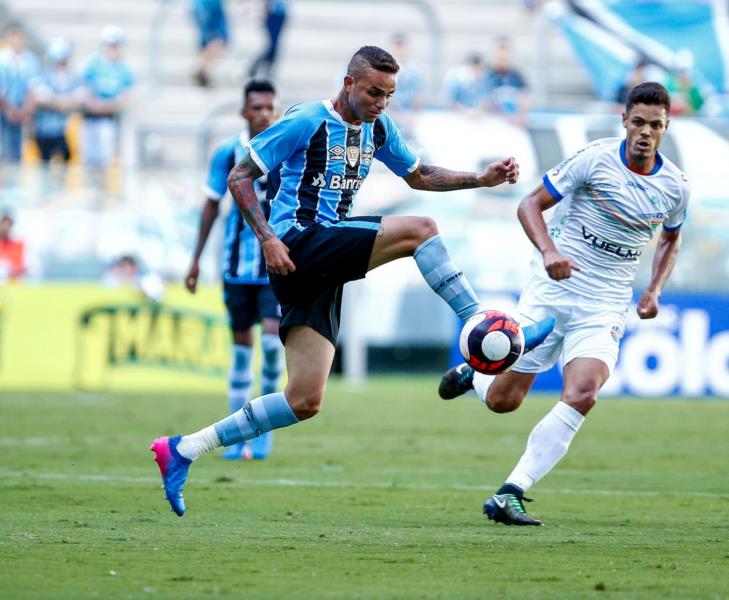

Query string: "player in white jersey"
[439, 82, 689, 526]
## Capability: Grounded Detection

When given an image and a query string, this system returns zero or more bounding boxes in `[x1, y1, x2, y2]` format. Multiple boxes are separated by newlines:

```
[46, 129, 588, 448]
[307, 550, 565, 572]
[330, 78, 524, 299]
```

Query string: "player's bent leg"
[366, 215, 438, 270]
[366, 216, 481, 321]
[282, 326, 336, 420]
[560, 357, 609, 416]
[485, 358, 609, 526]
[484, 370, 535, 413]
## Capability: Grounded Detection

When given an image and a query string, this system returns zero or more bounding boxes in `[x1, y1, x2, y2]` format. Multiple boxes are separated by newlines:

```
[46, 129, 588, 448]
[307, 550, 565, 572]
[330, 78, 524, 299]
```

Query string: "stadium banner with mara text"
[0, 283, 232, 393]
[451, 292, 729, 398]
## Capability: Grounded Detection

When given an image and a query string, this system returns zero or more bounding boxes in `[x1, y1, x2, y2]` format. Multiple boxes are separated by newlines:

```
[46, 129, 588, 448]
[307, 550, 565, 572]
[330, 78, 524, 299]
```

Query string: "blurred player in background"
[439, 82, 689, 526]
[185, 79, 283, 461]
[152, 45, 554, 516]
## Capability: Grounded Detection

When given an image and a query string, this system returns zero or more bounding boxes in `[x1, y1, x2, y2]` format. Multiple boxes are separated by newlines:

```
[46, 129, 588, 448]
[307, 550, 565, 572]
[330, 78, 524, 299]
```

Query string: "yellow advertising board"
[0, 283, 233, 393]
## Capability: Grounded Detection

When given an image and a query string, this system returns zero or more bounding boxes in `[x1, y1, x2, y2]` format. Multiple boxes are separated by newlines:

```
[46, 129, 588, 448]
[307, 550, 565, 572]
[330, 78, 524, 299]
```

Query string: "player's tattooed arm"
[227, 155, 271, 242]
[404, 164, 479, 191]
[227, 154, 296, 275]
[404, 157, 519, 191]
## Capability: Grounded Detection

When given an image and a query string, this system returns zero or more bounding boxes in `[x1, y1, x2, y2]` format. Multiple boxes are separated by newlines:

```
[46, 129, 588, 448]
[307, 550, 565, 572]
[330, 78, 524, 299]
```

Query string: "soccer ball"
[459, 310, 525, 374]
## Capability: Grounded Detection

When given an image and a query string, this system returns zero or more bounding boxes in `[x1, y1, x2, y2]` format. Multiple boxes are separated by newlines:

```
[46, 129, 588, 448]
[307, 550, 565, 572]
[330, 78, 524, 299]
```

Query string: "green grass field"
[2, 377, 728, 599]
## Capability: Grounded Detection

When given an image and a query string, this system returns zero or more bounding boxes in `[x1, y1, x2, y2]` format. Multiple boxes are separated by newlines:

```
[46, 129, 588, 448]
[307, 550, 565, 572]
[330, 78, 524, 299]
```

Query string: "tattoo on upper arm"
[409, 164, 478, 191]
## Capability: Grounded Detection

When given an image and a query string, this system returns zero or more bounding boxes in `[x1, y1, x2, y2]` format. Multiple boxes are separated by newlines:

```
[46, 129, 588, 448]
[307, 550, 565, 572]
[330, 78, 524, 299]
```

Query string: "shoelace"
[506, 494, 534, 514]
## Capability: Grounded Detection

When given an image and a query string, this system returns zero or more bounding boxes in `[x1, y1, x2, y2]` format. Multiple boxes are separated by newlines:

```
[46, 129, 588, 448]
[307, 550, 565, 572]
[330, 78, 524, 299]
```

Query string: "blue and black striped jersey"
[205, 132, 275, 285]
[247, 100, 419, 238]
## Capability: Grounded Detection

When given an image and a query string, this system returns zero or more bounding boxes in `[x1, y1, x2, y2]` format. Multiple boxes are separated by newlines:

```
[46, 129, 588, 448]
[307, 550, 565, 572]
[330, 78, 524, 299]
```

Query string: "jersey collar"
[620, 139, 663, 176]
[323, 99, 362, 130]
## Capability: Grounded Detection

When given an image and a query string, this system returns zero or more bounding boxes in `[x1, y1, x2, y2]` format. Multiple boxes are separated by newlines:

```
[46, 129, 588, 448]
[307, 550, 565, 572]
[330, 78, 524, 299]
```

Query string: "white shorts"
[513, 276, 629, 375]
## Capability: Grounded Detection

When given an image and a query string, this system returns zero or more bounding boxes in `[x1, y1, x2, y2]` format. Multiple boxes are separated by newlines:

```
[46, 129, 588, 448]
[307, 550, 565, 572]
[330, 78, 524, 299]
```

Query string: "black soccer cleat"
[483, 493, 543, 526]
[438, 363, 475, 400]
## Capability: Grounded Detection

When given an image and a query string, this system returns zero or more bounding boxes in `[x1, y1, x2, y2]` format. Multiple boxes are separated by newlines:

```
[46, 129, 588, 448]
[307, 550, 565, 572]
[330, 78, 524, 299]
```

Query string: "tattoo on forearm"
[413, 164, 478, 191]
[227, 155, 274, 242]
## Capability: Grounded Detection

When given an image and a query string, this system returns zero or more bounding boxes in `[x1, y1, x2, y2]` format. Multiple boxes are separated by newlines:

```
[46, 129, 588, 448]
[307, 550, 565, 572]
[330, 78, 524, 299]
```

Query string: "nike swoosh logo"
[456, 364, 467, 374]
[493, 496, 507, 508]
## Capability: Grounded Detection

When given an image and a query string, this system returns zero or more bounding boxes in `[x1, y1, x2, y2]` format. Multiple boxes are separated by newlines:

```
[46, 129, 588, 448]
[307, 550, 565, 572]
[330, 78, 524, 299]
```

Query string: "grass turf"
[1, 377, 728, 598]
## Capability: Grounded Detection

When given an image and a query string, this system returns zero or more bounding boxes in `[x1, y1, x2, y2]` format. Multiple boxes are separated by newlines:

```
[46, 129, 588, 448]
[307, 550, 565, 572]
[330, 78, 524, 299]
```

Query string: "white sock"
[177, 426, 221, 461]
[472, 372, 494, 405]
[505, 401, 585, 492]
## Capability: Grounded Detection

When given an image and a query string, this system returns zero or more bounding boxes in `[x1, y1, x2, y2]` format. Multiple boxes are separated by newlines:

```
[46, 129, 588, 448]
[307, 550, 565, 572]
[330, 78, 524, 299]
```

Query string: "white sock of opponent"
[472, 372, 494, 405]
[504, 401, 585, 492]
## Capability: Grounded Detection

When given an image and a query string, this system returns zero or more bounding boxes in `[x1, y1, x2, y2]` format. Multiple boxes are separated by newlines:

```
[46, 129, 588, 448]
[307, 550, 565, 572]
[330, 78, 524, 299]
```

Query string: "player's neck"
[332, 91, 363, 126]
[623, 145, 655, 175]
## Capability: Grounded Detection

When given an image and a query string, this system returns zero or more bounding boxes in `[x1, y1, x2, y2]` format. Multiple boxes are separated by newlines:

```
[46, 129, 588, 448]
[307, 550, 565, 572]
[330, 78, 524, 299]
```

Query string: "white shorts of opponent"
[513, 276, 629, 375]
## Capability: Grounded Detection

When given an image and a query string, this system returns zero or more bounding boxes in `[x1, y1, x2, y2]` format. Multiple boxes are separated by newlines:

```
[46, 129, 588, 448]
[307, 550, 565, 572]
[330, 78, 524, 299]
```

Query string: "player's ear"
[621, 111, 627, 129]
[344, 74, 355, 91]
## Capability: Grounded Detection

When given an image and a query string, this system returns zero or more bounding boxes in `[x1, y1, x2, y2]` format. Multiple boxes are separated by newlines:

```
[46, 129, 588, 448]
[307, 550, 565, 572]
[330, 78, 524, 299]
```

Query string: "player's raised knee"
[417, 216, 439, 242]
[284, 388, 323, 420]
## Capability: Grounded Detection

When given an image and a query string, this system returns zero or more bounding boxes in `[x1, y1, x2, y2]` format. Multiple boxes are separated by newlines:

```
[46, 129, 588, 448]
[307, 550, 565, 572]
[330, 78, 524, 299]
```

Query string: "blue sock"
[247, 432, 274, 459]
[414, 235, 480, 321]
[213, 392, 299, 446]
[260, 333, 284, 395]
[229, 344, 253, 414]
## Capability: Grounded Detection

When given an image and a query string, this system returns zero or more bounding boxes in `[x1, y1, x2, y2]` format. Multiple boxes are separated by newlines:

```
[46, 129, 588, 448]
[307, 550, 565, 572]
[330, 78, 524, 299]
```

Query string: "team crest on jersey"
[346, 145, 360, 167]
[329, 145, 345, 161]
[361, 144, 374, 166]
[610, 324, 622, 343]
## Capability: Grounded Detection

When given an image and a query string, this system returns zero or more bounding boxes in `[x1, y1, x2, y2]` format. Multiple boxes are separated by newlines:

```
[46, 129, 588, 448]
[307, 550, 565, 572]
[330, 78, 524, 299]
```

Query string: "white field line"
[1, 468, 728, 499]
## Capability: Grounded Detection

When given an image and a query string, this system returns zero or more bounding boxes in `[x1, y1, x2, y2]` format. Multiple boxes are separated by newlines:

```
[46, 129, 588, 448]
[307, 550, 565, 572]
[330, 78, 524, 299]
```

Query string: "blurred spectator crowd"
[0, 23, 134, 166]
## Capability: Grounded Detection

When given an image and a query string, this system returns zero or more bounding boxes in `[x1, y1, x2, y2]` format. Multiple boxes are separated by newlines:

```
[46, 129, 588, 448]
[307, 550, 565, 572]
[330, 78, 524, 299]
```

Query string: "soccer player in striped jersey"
[185, 80, 283, 461]
[439, 82, 690, 526]
[151, 45, 555, 516]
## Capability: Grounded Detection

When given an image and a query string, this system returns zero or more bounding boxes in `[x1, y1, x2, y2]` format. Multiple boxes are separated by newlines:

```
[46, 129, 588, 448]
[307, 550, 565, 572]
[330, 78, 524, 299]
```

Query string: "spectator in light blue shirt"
[30, 38, 83, 162]
[443, 53, 489, 112]
[0, 24, 39, 162]
[80, 25, 135, 167]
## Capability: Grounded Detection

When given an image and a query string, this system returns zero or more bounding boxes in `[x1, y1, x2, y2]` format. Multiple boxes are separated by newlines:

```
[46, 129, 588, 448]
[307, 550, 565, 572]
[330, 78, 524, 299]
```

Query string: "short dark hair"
[243, 79, 276, 103]
[626, 81, 671, 114]
[347, 46, 399, 78]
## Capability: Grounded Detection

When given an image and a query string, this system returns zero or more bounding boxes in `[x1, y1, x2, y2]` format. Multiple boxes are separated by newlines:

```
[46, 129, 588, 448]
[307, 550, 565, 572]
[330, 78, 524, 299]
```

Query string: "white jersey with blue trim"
[246, 100, 420, 238]
[537, 137, 690, 303]
[205, 132, 270, 285]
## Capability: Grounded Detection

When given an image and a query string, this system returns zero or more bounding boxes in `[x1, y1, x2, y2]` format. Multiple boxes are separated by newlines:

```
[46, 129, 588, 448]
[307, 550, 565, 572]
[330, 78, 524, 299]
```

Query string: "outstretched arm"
[636, 229, 681, 319]
[403, 157, 519, 191]
[227, 154, 295, 275]
[518, 184, 581, 280]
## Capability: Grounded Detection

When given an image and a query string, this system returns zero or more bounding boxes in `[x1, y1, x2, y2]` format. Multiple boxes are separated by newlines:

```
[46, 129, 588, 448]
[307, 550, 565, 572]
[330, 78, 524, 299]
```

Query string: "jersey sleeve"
[542, 143, 597, 202]
[663, 174, 690, 231]
[247, 104, 313, 174]
[373, 114, 420, 177]
[203, 138, 237, 201]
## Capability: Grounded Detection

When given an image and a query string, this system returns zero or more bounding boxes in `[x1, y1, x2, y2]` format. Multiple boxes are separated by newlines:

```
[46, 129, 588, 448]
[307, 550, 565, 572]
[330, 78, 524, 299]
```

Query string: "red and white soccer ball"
[459, 310, 525, 374]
